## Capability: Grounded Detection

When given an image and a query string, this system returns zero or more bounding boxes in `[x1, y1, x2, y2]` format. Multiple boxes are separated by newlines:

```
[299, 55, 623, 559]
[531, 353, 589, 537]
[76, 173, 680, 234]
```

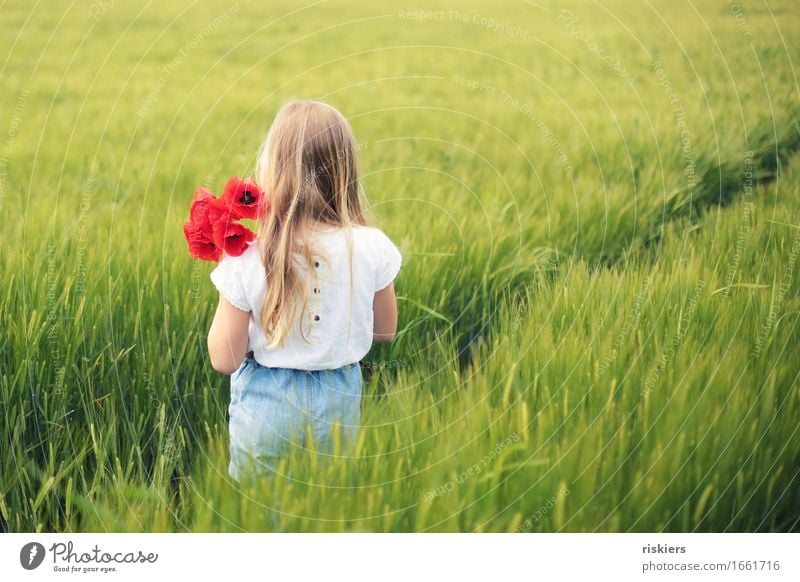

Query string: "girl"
[206, 100, 402, 483]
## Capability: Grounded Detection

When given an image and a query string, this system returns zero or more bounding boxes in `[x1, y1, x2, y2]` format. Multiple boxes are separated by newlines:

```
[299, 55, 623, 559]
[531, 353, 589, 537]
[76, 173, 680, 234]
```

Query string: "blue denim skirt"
[227, 354, 363, 482]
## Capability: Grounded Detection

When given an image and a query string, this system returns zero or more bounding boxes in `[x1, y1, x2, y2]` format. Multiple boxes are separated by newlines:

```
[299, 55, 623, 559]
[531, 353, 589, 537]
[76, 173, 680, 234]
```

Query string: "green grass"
[1, 0, 799, 532]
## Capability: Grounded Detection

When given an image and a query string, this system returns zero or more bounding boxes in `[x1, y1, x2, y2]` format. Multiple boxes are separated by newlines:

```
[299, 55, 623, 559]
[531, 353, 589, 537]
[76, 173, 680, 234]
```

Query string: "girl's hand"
[207, 294, 251, 374]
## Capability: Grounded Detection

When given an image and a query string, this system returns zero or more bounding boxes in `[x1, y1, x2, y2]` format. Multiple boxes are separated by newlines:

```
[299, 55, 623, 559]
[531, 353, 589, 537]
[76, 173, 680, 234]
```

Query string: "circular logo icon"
[20, 542, 46, 570]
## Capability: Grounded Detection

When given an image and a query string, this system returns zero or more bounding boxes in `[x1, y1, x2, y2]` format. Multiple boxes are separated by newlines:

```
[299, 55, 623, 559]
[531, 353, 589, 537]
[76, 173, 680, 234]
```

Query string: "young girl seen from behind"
[206, 100, 402, 483]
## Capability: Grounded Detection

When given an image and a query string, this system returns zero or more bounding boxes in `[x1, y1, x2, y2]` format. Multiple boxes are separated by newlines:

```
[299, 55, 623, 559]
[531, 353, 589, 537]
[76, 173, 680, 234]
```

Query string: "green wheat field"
[1, 0, 799, 532]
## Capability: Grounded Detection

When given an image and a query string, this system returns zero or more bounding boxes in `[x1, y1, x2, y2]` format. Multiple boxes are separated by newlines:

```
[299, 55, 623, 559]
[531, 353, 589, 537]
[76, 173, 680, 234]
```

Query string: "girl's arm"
[373, 282, 398, 343]
[207, 294, 250, 374]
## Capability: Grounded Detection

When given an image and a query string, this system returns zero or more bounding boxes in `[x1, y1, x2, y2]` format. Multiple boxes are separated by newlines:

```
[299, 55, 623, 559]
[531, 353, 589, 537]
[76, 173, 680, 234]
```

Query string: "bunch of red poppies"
[183, 176, 267, 262]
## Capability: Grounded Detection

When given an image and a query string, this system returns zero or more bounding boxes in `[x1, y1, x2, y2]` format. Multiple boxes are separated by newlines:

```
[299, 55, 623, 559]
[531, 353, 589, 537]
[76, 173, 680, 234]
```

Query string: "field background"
[1, 0, 799, 532]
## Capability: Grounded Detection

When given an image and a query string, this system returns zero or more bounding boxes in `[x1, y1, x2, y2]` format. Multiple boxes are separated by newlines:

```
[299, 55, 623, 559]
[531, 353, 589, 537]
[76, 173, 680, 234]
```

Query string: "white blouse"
[209, 225, 402, 371]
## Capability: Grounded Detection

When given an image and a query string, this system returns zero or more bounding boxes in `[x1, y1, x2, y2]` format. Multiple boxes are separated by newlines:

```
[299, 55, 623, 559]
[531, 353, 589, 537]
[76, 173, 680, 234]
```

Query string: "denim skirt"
[227, 354, 363, 482]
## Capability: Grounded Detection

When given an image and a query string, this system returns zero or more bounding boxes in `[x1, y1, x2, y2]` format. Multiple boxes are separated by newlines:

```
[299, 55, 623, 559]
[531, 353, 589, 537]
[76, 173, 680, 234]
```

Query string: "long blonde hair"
[255, 100, 367, 348]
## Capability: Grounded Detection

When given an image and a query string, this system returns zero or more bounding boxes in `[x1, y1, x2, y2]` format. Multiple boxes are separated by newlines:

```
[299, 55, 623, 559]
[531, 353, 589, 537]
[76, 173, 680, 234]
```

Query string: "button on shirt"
[210, 225, 402, 371]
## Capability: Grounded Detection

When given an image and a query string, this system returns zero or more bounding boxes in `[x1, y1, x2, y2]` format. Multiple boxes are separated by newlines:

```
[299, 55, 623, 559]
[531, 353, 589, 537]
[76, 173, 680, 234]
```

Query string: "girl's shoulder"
[209, 241, 261, 312]
[349, 225, 403, 289]
[314, 224, 401, 269]
[314, 224, 396, 248]
[214, 241, 261, 271]
[238, 240, 261, 261]
[230, 229, 396, 258]
[350, 224, 397, 245]
[212, 242, 262, 285]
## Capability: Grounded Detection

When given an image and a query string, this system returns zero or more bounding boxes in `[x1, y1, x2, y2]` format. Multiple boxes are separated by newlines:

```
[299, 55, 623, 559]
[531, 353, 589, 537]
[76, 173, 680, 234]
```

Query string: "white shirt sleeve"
[209, 253, 250, 312]
[374, 229, 402, 292]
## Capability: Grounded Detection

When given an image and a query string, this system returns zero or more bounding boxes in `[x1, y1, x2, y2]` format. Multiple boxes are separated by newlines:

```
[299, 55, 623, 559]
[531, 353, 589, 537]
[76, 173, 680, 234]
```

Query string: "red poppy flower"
[206, 196, 238, 228]
[221, 176, 266, 220]
[183, 177, 260, 262]
[188, 187, 217, 238]
[183, 220, 222, 262]
[213, 220, 255, 257]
